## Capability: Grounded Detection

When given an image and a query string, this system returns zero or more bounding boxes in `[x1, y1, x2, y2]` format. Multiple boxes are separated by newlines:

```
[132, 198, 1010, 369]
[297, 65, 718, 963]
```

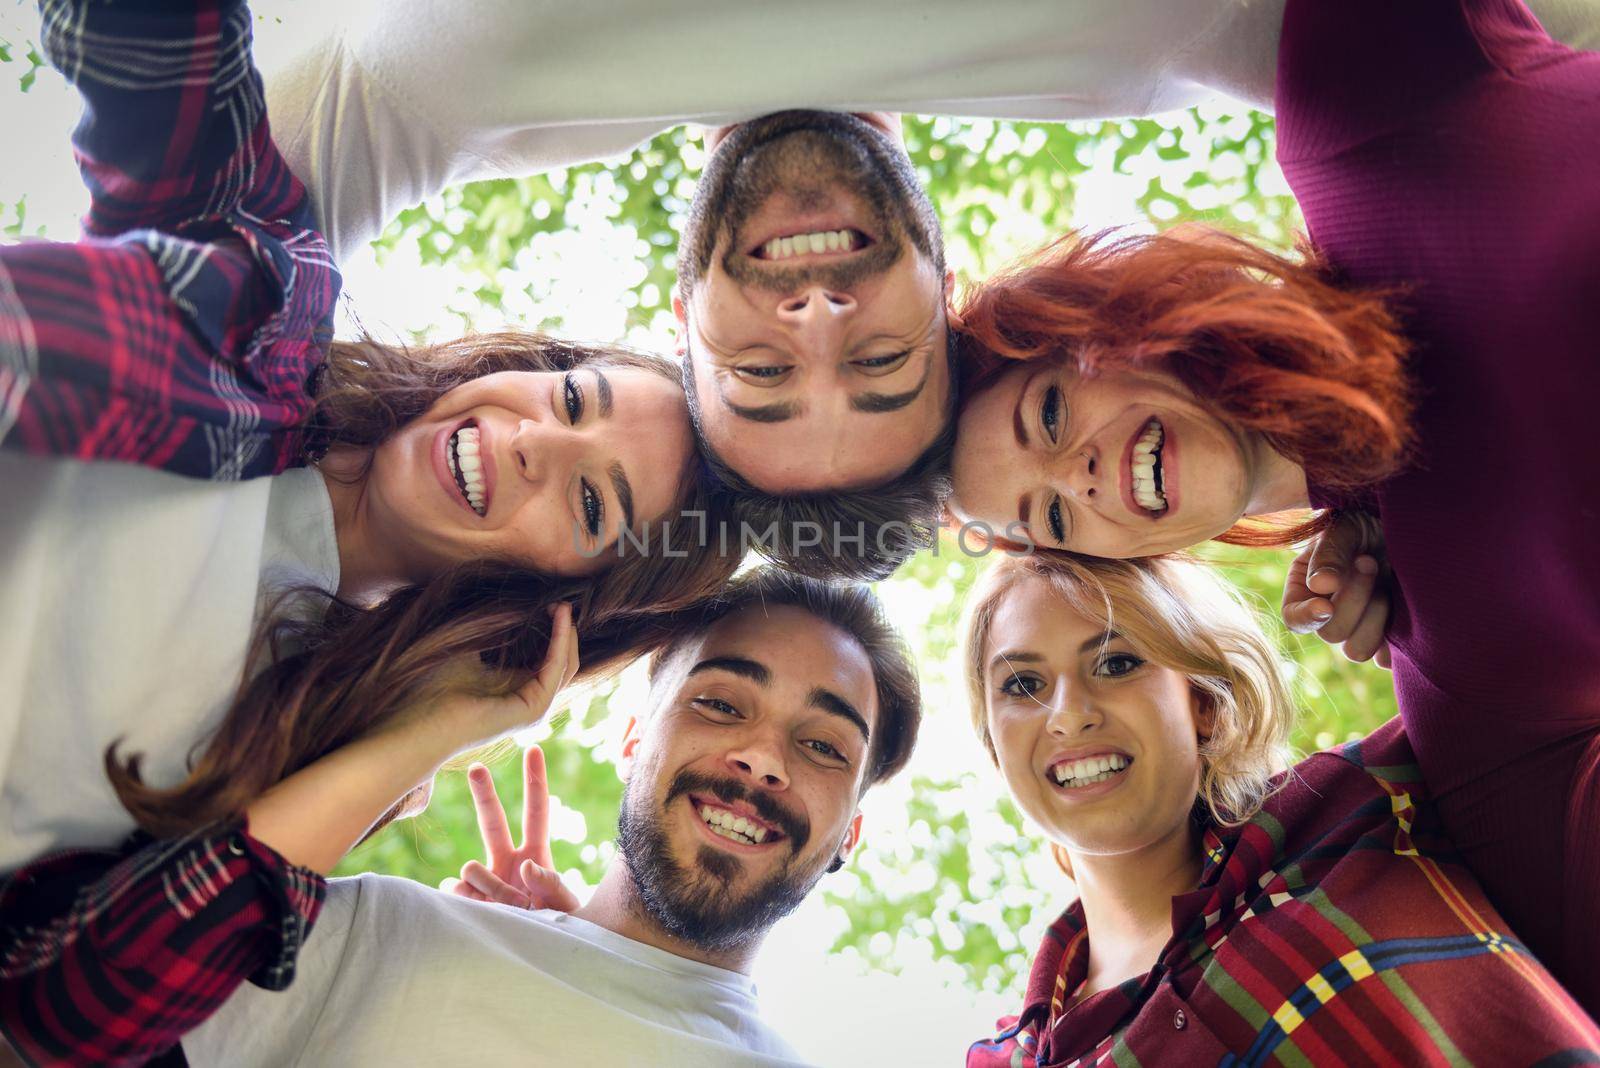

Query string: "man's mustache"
[666, 770, 811, 853]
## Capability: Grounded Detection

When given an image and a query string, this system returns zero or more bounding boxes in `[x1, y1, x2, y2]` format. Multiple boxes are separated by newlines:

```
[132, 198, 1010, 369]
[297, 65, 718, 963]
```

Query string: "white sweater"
[0, 460, 337, 871]
[185, 874, 805, 1067]
[259, 0, 1600, 262]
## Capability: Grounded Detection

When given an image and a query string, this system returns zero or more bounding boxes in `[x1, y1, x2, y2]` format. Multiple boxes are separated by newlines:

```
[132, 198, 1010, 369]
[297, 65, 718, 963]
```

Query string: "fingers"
[460, 859, 533, 909]
[1375, 643, 1393, 670]
[1304, 512, 1374, 596]
[521, 744, 555, 869]
[1315, 554, 1380, 646]
[1281, 547, 1336, 634]
[516, 603, 580, 718]
[1340, 587, 1391, 663]
[466, 762, 514, 871]
[520, 859, 581, 914]
[440, 876, 488, 903]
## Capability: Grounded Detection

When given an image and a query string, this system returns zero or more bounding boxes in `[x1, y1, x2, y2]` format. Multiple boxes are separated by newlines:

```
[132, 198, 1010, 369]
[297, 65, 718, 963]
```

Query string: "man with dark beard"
[669, 110, 957, 580]
[182, 569, 921, 1066]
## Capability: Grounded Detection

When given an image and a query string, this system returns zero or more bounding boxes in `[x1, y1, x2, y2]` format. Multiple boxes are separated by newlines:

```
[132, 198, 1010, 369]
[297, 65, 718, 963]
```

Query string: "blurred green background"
[2, 18, 1396, 1019]
[331, 113, 1395, 995]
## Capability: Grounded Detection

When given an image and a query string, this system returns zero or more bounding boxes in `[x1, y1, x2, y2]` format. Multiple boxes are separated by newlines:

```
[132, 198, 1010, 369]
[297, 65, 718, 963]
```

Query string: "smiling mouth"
[749, 228, 871, 261]
[1131, 417, 1168, 515]
[692, 797, 785, 847]
[1049, 753, 1134, 789]
[445, 421, 487, 517]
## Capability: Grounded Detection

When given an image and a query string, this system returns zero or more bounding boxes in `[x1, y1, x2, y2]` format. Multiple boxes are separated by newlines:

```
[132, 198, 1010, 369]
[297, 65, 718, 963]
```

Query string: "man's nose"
[725, 733, 790, 791]
[776, 286, 854, 356]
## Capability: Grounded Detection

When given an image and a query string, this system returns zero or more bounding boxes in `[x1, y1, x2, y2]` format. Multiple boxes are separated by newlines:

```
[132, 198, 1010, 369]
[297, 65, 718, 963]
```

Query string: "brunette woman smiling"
[0, 0, 736, 882]
[948, 0, 1600, 1009]
[962, 553, 1599, 1065]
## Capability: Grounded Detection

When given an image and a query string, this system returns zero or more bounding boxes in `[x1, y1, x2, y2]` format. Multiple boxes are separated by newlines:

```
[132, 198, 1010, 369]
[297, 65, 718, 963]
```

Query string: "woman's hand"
[422, 603, 583, 755]
[440, 746, 582, 913]
[245, 605, 580, 875]
[1281, 511, 1393, 668]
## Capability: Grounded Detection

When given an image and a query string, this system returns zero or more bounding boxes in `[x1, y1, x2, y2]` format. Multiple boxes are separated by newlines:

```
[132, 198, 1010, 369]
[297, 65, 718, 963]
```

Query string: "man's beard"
[677, 110, 945, 299]
[615, 769, 829, 954]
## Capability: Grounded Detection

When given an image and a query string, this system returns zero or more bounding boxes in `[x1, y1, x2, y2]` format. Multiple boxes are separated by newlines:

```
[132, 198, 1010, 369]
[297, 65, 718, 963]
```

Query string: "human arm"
[439, 747, 582, 913]
[0, 822, 325, 1067]
[0, 606, 578, 1065]
[0, 0, 338, 480]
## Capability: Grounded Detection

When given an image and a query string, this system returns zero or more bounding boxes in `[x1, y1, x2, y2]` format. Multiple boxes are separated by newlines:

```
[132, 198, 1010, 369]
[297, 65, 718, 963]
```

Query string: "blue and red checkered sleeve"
[0, 0, 340, 481]
[0, 821, 326, 1067]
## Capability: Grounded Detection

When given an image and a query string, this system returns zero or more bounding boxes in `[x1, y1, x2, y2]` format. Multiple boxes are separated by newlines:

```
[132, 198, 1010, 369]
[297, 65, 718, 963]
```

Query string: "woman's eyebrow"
[989, 649, 1045, 672]
[608, 461, 635, 532]
[593, 368, 614, 417]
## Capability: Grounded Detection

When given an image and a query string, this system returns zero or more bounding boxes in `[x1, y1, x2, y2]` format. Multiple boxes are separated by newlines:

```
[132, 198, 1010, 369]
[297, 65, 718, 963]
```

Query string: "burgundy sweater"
[1277, 0, 1600, 1009]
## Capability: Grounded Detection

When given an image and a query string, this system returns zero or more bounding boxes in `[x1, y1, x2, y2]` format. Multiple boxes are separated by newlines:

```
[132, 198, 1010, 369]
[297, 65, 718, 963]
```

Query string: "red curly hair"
[956, 226, 1413, 547]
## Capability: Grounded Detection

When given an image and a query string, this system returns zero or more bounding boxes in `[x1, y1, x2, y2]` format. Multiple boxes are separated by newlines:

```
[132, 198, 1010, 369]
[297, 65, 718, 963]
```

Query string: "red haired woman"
[948, 0, 1600, 1012]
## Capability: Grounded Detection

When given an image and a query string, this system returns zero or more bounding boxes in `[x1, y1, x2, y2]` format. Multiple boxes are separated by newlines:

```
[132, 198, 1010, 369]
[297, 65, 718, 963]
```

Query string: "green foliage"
[2, 196, 35, 239]
[0, 37, 44, 93]
[337, 108, 1383, 998]
[369, 108, 1302, 335]
[0, 94, 1328, 994]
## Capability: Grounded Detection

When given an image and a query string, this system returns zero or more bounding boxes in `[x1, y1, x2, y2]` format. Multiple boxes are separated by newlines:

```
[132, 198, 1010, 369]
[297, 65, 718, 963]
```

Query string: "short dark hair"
[648, 569, 922, 788]
[683, 327, 958, 582]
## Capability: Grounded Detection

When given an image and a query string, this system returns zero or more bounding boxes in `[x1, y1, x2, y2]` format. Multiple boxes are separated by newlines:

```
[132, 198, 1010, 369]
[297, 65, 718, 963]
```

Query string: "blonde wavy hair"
[961, 552, 1295, 864]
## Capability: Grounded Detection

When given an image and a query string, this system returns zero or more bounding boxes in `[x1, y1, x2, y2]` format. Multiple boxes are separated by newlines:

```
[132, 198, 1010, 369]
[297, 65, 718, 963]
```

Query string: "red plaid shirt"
[969, 719, 1600, 1067]
[0, 823, 324, 1067]
[0, 0, 338, 481]
[1, 1, 334, 1063]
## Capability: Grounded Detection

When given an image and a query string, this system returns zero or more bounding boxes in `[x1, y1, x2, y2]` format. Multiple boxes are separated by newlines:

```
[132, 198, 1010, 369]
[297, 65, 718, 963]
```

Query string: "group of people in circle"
[1, 0, 1596, 1063]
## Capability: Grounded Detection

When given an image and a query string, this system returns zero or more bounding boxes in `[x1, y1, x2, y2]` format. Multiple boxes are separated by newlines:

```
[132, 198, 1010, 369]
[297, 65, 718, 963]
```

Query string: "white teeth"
[448, 426, 487, 517]
[1051, 754, 1131, 787]
[697, 803, 771, 846]
[1131, 417, 1167, 512]
[761, 229, 855, 261]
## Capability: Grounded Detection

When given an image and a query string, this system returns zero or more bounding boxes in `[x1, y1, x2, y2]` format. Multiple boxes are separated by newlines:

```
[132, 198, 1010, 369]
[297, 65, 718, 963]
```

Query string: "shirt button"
[227, 835, 247, 856]
[1173, 1008, 1188, 1031]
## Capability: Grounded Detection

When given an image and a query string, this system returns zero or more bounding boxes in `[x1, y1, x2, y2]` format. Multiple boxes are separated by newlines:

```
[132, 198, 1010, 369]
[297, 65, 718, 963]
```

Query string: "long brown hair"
[956, 227, 1413, 547]
[108, 333, 740, 837]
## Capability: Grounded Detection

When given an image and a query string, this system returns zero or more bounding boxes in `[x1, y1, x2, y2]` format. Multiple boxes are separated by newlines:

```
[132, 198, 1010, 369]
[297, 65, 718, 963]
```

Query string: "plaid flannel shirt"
[1, 1, 334, 1063]
[0, 823, 325, 1067]
[0, 0, 339, 481]
[969, 719, 1600, 1067]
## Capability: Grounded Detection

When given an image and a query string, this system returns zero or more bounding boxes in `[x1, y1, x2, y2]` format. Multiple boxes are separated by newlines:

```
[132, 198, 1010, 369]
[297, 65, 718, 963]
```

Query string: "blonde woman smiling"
[961, 553, 1599, 1065]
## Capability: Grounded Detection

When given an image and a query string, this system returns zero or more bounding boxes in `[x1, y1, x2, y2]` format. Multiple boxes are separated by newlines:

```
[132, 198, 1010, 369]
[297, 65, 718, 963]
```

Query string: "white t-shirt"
[258, 0, 1600, 263]
[0, 459, 338, 871]
[184, 873, 806, 1067]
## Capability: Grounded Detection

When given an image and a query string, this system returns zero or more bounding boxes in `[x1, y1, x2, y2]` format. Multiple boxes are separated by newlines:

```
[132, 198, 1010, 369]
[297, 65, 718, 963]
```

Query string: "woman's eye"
[1096, 653, 1145, 678]
[853, 352, 908, 375]
[694, 697, 740, 717]
[580, 479, 603, 537]
[1047, 499, 1066, 544]
[563, 374, 583, 422]
[1040, 385, 1062, 443]
[999, 674, 1044, 698]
